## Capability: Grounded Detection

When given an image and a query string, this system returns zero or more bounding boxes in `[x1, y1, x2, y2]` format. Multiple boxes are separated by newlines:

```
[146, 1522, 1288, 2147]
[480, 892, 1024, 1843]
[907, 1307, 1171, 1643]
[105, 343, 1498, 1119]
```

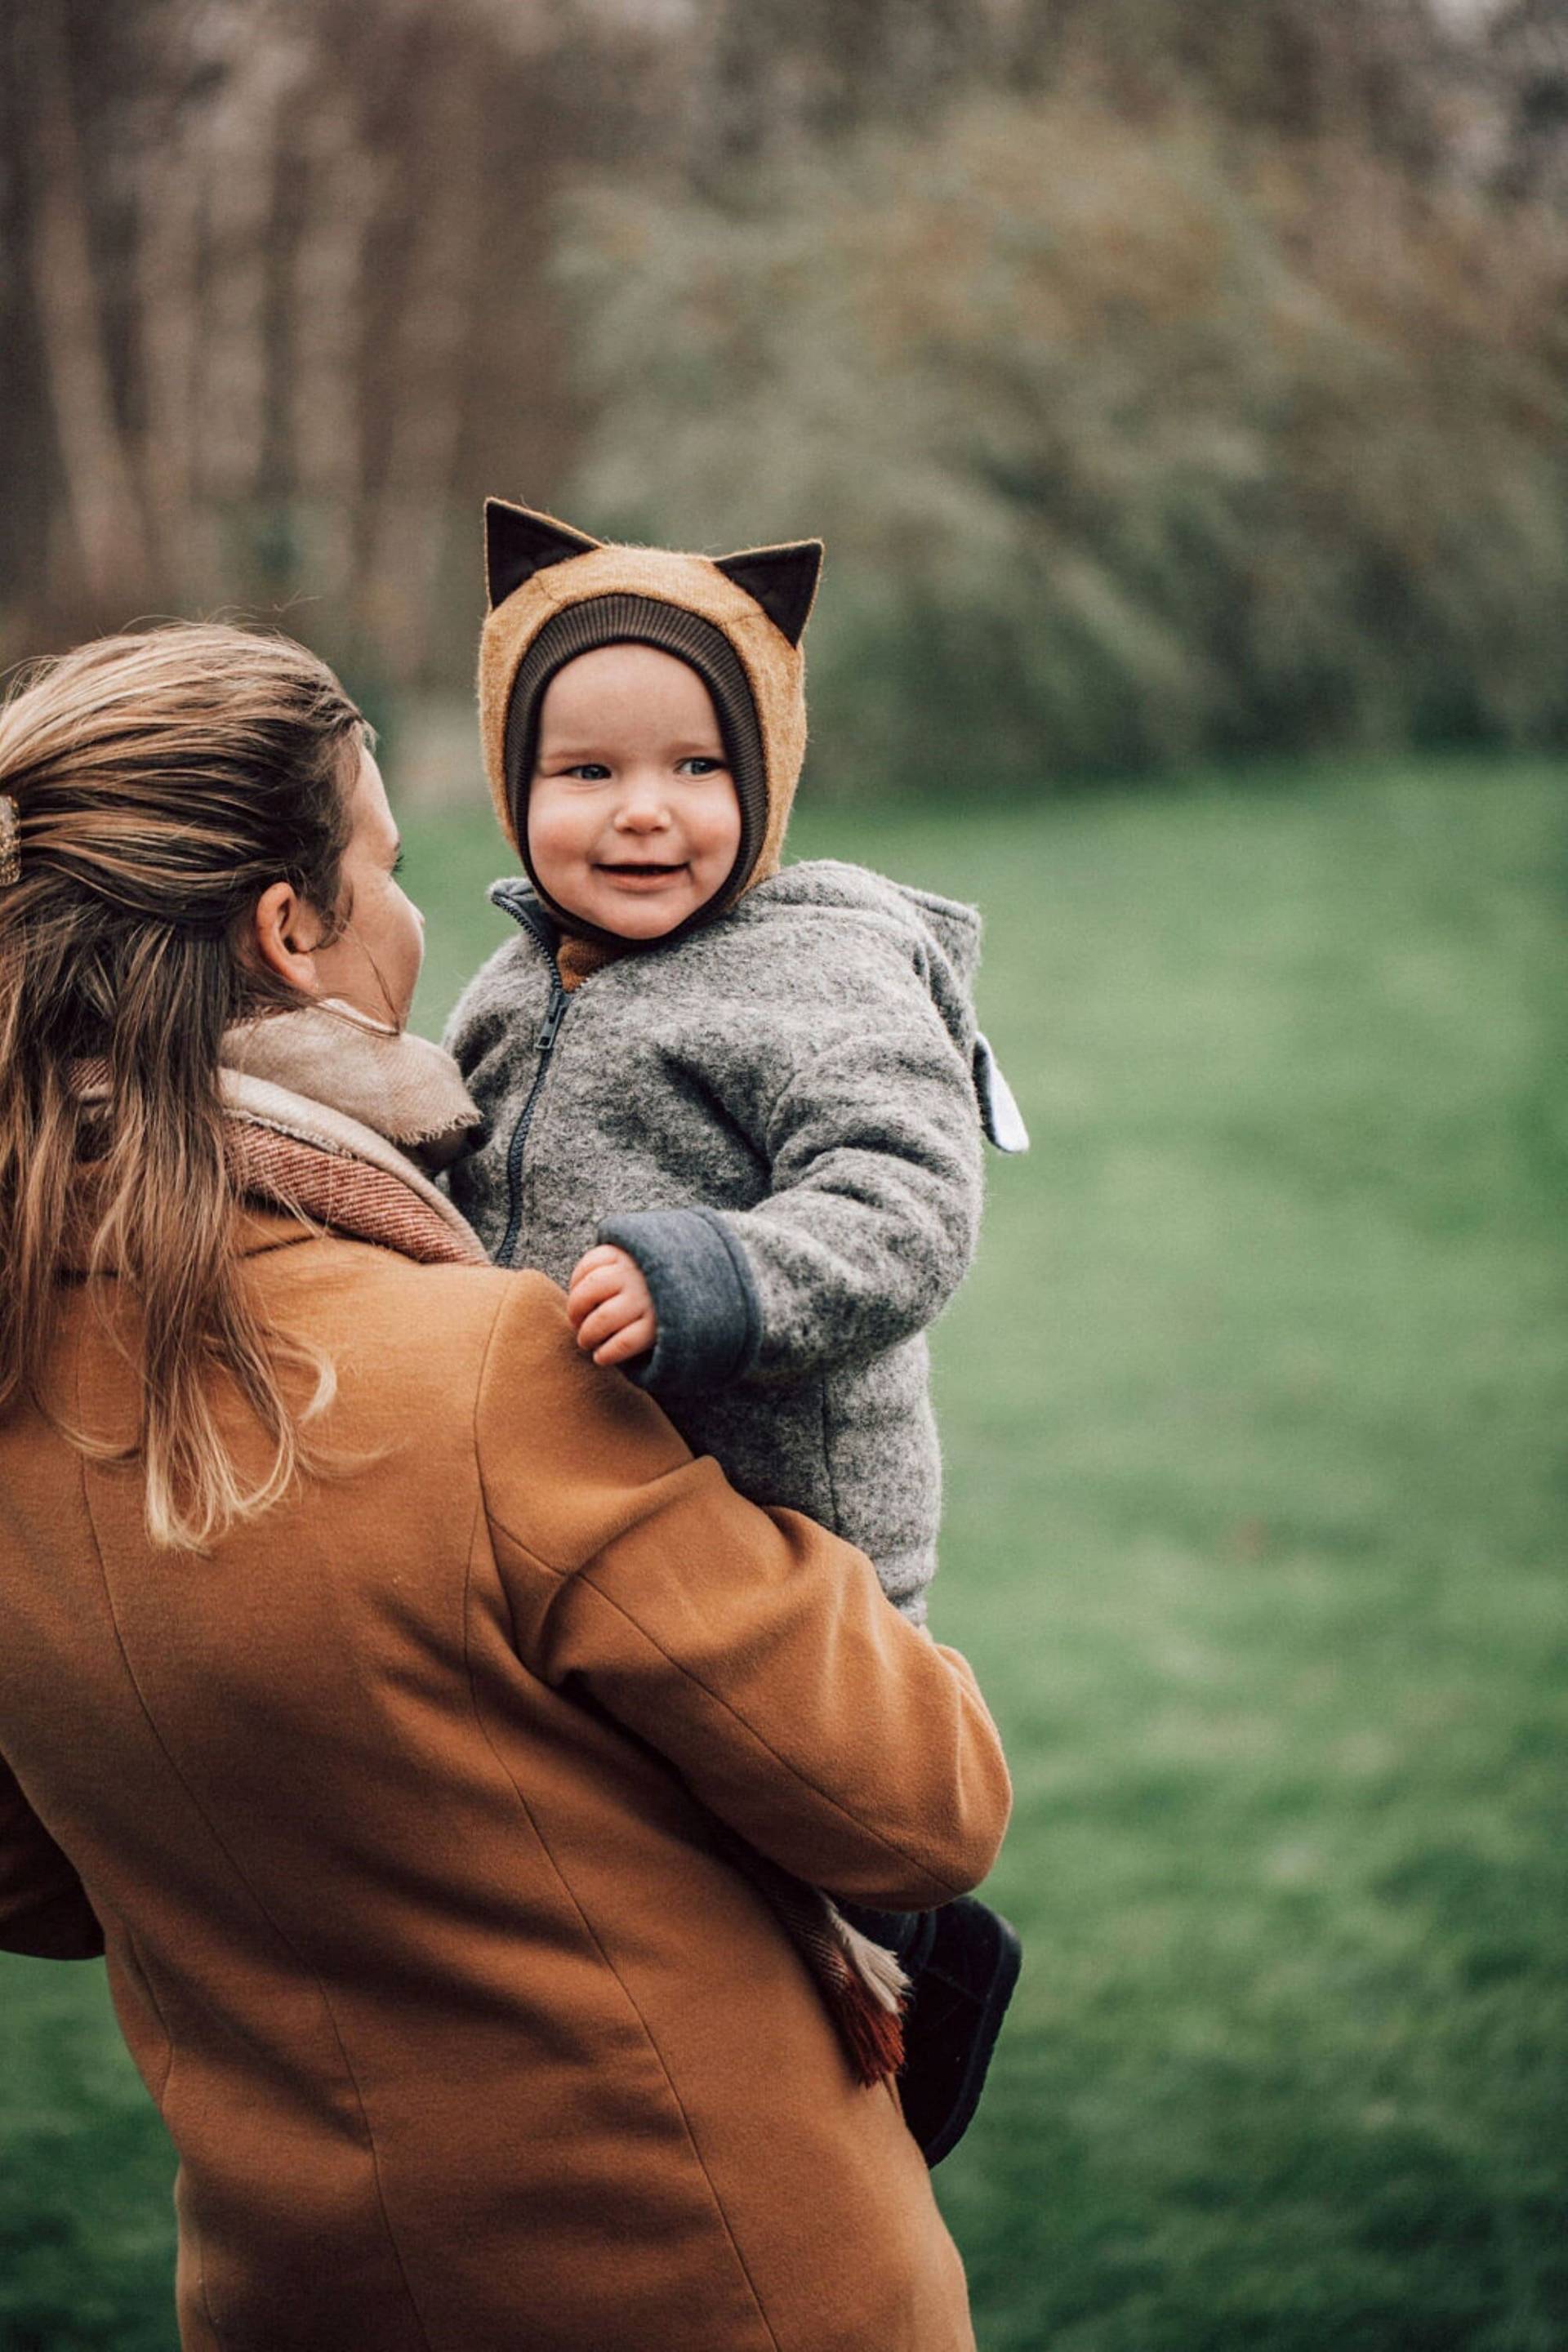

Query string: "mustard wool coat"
[0, 1210, 1011, 2352]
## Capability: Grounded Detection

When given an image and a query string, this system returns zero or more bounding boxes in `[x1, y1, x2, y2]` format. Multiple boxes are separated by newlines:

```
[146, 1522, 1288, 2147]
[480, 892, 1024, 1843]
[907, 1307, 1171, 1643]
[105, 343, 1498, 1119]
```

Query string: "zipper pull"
[536, 987, 568, 1054]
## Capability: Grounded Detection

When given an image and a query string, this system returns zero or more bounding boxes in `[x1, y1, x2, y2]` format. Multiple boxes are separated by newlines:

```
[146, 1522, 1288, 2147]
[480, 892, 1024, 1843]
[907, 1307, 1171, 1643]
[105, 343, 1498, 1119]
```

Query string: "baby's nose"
[615, 786, 671, 827]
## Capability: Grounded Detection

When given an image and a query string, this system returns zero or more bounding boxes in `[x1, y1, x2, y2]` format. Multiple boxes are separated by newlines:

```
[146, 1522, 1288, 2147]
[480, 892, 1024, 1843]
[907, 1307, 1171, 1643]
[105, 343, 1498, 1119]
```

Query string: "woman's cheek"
[401, 898, 426, 992]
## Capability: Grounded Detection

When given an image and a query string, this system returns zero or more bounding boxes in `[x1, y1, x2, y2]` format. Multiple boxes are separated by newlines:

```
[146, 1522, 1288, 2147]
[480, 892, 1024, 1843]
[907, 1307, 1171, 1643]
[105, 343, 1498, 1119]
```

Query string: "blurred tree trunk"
[24, 7, 150, 609]
[197, 7, 305, 519]
[289, 88, 382, 606]
[359, 42, 486, 679]
[135, 96, 206, 599]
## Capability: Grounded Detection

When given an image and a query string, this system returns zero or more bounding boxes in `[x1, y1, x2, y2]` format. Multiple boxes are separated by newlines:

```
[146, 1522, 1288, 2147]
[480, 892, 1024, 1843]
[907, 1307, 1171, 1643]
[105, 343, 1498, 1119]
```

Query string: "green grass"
[3, 759, 1565, 2350]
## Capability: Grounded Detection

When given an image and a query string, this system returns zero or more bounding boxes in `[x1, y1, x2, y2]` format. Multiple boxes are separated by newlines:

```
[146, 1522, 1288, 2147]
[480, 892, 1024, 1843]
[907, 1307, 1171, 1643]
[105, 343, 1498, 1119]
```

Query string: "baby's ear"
[712, 540, 824, 647]
[485, 499, 602, 609]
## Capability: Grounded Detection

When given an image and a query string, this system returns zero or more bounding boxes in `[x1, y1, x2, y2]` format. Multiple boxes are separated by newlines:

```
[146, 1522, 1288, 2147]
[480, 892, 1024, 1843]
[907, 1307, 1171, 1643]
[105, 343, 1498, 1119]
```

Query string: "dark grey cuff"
[597, 1206, 763, 1401]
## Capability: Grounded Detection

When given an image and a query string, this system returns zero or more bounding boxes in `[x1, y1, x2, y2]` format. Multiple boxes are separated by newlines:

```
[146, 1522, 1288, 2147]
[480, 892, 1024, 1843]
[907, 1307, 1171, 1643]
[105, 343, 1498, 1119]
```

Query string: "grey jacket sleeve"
[600, 987, 984, 1400]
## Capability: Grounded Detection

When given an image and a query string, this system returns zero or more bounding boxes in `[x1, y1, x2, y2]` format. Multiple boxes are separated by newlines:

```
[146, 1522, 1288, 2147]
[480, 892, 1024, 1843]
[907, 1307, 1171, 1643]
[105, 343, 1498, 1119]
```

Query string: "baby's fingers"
[572, 1244, 625, 1282]
[566, 1261, 626, 1328]
[573, 1290, 646, 1355]
[593, 1312, 657, 1367]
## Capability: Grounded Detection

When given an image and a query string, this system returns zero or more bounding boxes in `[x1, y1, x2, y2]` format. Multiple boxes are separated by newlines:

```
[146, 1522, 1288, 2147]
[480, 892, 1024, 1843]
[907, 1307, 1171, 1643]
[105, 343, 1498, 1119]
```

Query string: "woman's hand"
[566, 1245, 658, 1368]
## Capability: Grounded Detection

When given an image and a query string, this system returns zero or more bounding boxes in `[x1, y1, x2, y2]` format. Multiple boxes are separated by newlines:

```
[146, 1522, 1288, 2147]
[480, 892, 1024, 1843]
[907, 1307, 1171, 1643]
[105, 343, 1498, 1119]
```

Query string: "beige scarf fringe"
[713, 1830, 910, 2086]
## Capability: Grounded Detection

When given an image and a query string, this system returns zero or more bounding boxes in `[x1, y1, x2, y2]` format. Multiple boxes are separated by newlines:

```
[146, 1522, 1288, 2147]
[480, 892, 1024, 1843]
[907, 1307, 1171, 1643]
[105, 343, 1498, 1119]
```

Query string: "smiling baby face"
[526, 643, 742, 941]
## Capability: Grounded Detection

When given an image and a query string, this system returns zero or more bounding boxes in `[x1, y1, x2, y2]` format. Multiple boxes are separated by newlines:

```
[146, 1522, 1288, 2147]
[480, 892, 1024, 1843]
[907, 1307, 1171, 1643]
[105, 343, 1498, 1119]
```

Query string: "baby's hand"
[566, 1245, 658, 1369]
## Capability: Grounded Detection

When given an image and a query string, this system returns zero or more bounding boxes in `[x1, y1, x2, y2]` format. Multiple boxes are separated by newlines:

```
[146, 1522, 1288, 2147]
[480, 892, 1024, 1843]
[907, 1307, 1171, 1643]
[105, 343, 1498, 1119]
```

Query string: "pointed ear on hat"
[712, 539, 824, 648]
[485, 499, 602, 610]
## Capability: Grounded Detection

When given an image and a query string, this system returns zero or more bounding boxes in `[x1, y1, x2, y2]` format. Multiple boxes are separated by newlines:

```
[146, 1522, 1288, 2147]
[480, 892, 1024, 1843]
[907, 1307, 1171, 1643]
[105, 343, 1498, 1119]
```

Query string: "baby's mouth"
[597, 862, 688, 881]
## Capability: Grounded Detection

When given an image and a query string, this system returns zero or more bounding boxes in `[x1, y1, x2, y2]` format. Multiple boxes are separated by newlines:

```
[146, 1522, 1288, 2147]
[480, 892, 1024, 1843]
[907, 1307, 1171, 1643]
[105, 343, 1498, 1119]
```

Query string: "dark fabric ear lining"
[485, 500, 602, 609]
[712, 541, 824, 647]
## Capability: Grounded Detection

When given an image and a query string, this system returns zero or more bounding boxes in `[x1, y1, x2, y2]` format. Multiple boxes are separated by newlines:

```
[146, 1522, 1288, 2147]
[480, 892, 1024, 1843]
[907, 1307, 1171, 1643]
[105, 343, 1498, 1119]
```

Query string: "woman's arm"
[0, 1756, 104, 1960]
[476, 1277, 1011, 1908]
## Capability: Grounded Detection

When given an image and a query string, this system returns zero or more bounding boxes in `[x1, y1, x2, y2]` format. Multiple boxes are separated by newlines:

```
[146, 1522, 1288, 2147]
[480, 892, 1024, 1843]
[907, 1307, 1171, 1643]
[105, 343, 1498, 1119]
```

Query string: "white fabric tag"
[973, 1031, 1030, 1154]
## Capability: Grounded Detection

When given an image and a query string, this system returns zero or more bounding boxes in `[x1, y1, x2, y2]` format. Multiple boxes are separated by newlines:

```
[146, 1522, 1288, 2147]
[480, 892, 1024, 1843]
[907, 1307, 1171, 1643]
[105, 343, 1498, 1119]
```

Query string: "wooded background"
[4, 0, 1568, 790]
[4, 16, 1567, 2347]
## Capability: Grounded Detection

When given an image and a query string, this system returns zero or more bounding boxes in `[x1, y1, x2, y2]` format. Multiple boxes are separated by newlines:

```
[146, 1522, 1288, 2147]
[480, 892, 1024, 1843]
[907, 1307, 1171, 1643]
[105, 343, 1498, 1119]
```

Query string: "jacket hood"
[478, 501, 823, 905]
[737, 862, 1027, 1155]
[746, 859, 981, 1054]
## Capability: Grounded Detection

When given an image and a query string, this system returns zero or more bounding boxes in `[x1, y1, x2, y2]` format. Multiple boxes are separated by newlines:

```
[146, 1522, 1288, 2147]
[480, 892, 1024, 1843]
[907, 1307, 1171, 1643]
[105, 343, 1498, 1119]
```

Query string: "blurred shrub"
[558, 88, 1568, 791]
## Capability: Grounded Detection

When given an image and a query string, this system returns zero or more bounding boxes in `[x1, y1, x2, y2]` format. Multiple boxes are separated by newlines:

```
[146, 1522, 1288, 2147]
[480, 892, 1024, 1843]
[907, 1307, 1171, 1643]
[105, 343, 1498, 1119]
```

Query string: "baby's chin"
[589, 904, 693, 941]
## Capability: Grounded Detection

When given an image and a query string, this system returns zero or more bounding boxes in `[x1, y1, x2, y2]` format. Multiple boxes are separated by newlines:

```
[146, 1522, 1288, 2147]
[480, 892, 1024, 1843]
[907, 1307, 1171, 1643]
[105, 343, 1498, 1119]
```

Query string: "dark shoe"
[840, 1895, 1022, 2167]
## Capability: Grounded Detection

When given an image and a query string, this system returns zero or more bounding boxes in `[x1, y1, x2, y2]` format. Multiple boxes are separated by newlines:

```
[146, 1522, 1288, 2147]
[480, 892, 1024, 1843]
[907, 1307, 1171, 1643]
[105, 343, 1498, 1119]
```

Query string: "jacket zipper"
[489, 885, 573, 1270]
[497, 976, 568, 1268]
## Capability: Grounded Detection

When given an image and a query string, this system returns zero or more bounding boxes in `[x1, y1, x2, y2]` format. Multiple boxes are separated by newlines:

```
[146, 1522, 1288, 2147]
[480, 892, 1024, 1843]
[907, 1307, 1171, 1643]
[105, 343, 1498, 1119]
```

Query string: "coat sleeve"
[0, 1755, 104, 1960]
[474, 1276, 1011, 1909]
[599, 973, 985, 1398]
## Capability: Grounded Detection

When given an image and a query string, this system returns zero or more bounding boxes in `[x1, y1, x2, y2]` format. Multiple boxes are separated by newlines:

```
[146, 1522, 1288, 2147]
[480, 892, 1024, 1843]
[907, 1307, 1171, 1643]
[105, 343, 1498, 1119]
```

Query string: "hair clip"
[0, 795, 19, 888]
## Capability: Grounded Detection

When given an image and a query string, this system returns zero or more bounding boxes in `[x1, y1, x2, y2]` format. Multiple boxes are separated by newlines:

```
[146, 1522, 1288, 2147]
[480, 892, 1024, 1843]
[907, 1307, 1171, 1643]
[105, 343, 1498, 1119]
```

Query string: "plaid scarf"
[223, 1107, 490, 1266]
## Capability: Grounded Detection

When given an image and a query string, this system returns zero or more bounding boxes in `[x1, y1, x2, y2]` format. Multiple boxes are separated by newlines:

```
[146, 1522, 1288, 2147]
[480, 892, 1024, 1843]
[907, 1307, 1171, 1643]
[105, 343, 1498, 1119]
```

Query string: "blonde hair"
[0, 621, 366, 1550]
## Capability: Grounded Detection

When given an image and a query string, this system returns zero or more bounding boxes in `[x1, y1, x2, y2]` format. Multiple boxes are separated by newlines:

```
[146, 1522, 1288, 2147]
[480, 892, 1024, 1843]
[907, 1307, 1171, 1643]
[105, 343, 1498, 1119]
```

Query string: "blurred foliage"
[5, 0, 1568, 784]
[559, 79, 1568, 791]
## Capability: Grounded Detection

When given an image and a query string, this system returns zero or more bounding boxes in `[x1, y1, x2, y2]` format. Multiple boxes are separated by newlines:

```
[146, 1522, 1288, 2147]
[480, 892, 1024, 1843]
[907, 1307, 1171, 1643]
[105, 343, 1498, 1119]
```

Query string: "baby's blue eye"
[679, 757, 727, 776]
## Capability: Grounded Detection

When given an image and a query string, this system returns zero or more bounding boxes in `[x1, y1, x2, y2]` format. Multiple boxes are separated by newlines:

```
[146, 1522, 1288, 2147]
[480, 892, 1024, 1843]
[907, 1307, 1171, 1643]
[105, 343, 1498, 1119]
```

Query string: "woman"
[0, 623, 1010, 2352]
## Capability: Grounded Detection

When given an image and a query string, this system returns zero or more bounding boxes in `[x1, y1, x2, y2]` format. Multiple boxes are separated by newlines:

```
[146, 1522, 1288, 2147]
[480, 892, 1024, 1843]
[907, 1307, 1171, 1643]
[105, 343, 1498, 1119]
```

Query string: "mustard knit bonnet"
[478, 500, 823, 950]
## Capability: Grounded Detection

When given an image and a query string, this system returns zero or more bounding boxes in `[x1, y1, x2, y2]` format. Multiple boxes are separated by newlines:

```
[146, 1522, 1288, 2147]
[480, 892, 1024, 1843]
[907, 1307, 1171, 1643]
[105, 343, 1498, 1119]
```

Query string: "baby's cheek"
[527, 804, 588, 898]
[702, 791, 743, 866]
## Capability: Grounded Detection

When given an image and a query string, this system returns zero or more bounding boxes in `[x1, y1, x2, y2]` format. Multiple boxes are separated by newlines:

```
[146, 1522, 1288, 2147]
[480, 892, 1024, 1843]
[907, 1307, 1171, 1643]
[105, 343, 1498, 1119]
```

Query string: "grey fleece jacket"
[443, 858, 1025, 1621]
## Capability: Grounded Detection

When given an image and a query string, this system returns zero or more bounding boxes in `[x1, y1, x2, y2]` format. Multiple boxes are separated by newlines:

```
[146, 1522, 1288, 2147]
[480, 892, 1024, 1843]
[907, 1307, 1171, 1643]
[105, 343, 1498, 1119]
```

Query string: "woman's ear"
[250, 880, 326, 997]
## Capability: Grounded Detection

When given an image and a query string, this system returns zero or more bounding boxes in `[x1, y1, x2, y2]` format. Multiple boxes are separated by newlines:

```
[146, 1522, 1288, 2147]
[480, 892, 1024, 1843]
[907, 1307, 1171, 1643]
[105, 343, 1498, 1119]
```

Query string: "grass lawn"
[2, 758, 1565, 2350]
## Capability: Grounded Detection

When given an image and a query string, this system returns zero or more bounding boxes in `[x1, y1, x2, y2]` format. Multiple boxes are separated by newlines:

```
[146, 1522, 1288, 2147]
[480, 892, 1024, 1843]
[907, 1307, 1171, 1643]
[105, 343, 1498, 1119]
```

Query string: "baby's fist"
[566, 1244, 658, 1369]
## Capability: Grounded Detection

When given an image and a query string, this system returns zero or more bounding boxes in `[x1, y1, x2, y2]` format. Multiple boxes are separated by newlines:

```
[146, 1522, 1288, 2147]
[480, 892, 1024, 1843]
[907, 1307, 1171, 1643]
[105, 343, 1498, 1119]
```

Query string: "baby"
[444, 499, 1027, 2159]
